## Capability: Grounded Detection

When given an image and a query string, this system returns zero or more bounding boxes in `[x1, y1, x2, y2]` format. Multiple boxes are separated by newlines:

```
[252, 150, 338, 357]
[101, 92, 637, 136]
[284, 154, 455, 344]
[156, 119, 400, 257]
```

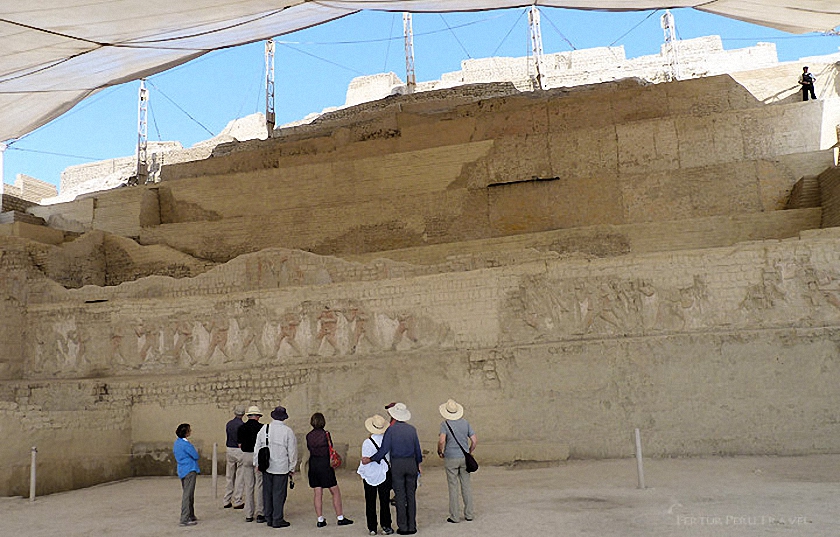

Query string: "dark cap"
[270, 405, 289, 421]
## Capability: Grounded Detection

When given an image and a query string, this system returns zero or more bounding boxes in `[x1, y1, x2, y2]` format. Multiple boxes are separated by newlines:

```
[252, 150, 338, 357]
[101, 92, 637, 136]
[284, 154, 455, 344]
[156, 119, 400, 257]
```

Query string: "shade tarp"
[2, 1, 839, 142]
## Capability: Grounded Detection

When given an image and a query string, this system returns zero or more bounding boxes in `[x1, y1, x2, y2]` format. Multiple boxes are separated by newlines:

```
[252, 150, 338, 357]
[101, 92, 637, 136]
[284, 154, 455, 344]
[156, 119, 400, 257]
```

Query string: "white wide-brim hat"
[365, 414, 389, 435]
[439, 398, 464, 420]
[246, 405, 263, 416]
[387, 402, 411, 422]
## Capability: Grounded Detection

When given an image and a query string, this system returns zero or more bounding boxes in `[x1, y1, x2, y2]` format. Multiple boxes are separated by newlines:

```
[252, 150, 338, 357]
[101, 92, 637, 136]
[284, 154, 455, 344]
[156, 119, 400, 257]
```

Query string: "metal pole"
[0, 142, 7, 198]
[403, 13, 416, 94]
[264, 39, 276, 138]
[528, 5, 546, 91]
[212, 442, 218, 498]
[29, 446, 37, 502]
[134, 79, 149, 185]
[634, 428, 645, 489]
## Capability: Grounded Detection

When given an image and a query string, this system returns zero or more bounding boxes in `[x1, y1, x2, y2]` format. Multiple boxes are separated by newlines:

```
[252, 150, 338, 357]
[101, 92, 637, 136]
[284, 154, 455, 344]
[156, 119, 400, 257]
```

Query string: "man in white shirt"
[254, 405, 298, 528]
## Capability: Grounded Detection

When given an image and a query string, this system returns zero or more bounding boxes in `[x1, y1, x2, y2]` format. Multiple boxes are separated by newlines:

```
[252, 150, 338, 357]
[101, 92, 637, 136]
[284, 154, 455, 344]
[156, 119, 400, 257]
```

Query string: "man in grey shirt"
[437, 399, 477, 523]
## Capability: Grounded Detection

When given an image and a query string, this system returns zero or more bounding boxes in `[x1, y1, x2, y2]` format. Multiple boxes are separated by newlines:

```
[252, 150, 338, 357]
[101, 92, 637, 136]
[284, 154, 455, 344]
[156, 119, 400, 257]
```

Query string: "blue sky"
[3, 7, 839, 189]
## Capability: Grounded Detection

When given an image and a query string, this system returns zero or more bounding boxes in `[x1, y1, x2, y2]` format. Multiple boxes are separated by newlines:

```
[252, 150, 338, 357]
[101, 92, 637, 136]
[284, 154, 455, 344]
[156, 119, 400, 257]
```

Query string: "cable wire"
[146, 81, 215, 137]
[540, 9, 577, 50]
[439, 14, 472, 59]
[383, 12, 397, 73]
[492, 8, 527, 57]
[7, 146, 107, 161]
[148, 99, 162, 141]
[609, 10, 659, 47]
[277, 42, 364, 75]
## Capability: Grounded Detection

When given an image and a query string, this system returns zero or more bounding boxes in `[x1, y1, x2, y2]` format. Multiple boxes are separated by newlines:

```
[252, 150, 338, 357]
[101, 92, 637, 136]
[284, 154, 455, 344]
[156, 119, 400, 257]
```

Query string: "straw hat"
[246, 405, 263, 416]
[439, 398, 464, 420]
[365, 414, 389, 435]
[387, 402, 411, 422]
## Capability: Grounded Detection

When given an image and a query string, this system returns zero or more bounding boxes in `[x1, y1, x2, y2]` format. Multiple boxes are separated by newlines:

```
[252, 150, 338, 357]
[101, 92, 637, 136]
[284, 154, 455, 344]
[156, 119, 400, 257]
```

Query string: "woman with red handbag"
[306, 412, 354, 528]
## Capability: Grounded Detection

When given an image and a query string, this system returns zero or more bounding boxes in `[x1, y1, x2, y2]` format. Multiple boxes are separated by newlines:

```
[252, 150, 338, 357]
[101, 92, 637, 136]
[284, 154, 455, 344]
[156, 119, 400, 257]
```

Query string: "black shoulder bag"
[257, 424, 270, 472]
[445, 421, 478, 473]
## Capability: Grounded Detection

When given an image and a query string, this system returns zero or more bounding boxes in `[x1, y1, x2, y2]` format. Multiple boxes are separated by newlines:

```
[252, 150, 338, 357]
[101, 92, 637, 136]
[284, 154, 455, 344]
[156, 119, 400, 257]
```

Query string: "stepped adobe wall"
[1, 73, 840, 496]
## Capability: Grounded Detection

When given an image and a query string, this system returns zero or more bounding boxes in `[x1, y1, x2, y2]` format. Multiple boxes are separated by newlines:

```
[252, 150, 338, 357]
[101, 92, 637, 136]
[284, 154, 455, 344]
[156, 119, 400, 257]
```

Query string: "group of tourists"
[173, 398, 477, 535]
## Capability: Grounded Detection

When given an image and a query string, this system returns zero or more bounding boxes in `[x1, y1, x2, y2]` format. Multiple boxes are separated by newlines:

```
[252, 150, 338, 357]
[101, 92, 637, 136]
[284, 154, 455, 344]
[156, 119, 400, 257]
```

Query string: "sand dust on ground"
[1, 455, 838, 536]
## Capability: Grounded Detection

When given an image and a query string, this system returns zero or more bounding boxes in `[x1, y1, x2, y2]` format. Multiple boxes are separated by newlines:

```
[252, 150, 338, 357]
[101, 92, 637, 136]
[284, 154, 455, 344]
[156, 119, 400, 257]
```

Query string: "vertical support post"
[29, 446, 37, 502]
[660, 10, 680, 81]
[0, 142, 7, 198]
[634, 428, 645, 489]
[528, 5, 546, 91]
[265, 39, 276, 138]
[403, 13, 416, 94]
[135, 79, 149, 185]
[212, 442, 218, 498]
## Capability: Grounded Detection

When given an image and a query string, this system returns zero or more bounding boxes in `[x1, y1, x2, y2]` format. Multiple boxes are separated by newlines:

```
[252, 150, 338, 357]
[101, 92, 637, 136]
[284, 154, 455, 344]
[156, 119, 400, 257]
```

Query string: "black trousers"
[390, 458, 418, 532]
[364, 471, 393, 532]
[262, 471, 289, 526]
[802, 84, 817, 101]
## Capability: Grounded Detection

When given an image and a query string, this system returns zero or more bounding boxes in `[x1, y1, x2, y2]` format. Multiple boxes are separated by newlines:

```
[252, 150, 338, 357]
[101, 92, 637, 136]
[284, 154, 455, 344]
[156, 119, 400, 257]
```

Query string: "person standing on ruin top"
[799, 66, 817, 101]
[223, 405, 246, 509]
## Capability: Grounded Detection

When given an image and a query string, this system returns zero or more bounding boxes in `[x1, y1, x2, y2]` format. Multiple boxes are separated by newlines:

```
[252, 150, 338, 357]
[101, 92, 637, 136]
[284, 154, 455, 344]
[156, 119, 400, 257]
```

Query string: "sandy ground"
[2, 455, 839, 536]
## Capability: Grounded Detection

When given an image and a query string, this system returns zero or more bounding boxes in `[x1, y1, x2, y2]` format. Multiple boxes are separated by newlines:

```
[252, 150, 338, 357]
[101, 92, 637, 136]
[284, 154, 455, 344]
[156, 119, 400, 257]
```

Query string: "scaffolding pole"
[661, 10, 680, 81]
[265, 39, 276, 138]
[403, 13, 416, 94]
[528, 5, 546, 91]
[134, 79, 149, 185]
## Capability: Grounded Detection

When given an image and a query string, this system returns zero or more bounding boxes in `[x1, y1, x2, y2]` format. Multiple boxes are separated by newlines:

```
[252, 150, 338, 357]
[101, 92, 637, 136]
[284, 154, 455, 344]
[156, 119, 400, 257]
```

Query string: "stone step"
[786, 175, 821, 209]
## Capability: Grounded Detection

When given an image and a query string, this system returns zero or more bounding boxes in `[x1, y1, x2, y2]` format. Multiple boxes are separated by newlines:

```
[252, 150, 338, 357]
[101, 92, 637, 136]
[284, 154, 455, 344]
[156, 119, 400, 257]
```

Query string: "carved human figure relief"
[202, 313, 231, 364]
[638, 279, 658, 331]
[134, 319, 161, 364]
[111, 323, 138, 369]
[33, 329, 60, 375]
[391, 312, 419, 350]
[55, 320, 83, 373]
[313, 306, 341, 355]
[274, 311, 303, 356]
[344, 304, 377, 354]
[235, 315, 267, 361]
[171, 319, 195, 365]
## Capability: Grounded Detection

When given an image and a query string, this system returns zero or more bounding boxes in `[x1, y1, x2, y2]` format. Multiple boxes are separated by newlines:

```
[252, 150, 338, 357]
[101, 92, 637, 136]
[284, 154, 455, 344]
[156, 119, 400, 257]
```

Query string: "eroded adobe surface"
[2, 72, 840, 496]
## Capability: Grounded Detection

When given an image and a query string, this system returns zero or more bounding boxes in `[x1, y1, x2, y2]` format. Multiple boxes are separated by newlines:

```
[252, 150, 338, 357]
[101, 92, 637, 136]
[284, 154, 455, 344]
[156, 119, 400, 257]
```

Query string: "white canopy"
[2, 1, 839, 142]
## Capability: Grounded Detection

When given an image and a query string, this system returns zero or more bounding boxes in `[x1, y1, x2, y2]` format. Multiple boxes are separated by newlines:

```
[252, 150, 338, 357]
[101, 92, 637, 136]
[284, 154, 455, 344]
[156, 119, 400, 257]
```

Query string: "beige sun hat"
[387, 402, 411, 422]
[439, 398, 464, 420]
[365, 414, 390, 435]
[246, 405, 263, 416]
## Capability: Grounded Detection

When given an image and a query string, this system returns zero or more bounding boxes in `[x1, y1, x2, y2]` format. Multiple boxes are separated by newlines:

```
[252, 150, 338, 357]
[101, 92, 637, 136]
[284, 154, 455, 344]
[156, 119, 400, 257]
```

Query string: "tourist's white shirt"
[357, 433, 388, 486]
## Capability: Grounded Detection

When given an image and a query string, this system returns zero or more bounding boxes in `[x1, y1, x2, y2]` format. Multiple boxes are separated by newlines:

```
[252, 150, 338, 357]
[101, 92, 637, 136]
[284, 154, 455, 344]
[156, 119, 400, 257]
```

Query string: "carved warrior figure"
[172, 319, 195, 364]
[235, 314, 268, 359]
[345, 304, 376, 354]
[275, 311, 303, 356]
[314, 306, 340, 355]
[135, 319, 159, 363]
[202, 314, 230, 363]
[391, 312, 418, 350]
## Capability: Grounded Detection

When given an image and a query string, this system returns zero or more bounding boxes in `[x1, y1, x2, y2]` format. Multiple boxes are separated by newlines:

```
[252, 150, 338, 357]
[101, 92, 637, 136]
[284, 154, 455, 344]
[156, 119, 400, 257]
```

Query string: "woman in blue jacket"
[174, 423, 200, 526]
